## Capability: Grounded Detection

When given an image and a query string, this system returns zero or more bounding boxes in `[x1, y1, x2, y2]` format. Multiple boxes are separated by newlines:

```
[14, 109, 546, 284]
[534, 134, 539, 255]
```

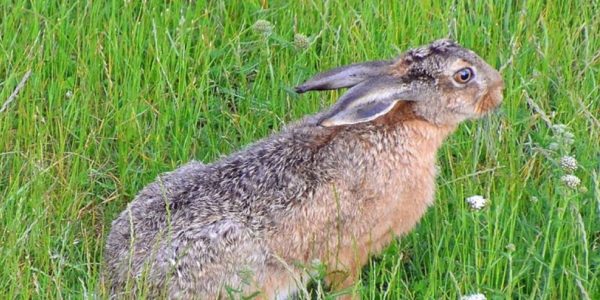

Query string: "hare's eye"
[453, 68, 473, 84]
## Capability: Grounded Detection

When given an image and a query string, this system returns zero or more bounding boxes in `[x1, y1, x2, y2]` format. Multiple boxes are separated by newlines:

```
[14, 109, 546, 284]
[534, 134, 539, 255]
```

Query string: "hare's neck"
[323, 119, 454, 210]
[321, 119, 456, 191]
[350, 119, 456, 166]
[390, 119, 456, 160]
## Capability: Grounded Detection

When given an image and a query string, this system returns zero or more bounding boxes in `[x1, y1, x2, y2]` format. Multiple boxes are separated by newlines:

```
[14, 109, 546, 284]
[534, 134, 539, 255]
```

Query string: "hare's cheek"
[446, 95, 471, 112]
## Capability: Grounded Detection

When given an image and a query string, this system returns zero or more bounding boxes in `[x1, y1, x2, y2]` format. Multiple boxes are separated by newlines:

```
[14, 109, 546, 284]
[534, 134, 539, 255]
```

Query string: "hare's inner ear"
[295, 60, 392, 93]
[318, 76, 426, 127]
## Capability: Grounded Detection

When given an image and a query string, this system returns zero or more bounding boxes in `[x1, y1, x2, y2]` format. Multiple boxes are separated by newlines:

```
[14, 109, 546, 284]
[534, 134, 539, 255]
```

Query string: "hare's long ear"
[295, 60, 392, 93]
[318, 76, 428, 127]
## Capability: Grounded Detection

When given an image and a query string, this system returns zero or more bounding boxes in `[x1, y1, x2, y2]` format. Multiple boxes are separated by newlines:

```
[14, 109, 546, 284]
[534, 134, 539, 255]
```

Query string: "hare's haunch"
[105, 39, 504, 299]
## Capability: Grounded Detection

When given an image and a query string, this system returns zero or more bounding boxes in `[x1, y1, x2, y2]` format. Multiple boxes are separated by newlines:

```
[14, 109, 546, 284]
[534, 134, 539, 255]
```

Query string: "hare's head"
[296, 39, 504, 126]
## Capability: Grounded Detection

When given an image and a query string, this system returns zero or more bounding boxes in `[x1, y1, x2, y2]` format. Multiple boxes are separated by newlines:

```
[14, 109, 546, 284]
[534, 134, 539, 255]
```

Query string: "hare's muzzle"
[475, 71, 504, 114]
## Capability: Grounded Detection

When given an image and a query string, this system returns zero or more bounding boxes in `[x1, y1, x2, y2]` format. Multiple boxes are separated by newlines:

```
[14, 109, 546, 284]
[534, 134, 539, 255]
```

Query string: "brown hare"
[105, 39, 504, 299]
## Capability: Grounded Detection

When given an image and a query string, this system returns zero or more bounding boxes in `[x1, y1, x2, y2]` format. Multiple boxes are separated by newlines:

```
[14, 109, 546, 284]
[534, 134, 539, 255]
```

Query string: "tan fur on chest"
[267, 120, 453, 283]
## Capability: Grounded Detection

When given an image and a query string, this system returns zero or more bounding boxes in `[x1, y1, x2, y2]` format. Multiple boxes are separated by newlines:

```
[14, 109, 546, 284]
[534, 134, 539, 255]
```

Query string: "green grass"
[0, 0, 598, 298]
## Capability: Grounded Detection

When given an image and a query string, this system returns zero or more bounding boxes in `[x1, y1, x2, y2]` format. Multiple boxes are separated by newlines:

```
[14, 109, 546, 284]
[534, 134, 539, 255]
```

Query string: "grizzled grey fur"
[105, 39, 504, 299]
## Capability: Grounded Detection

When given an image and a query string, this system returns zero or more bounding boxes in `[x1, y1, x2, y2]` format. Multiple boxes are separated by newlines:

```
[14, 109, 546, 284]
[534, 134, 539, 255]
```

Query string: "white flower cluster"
[252, 20, 274, 37]
[466, 195, 487, 210]
[552, 124, 575, 144]
[559, 155, 578, 172]
[548, 124, 575, 151]
[505, 243, 516, 252]
[546, 124, 583, 190]
[560, 174, 581, 189]
[294, 33, 310, 50]
[461, 293, 486, 300]
[251, 20, 311, 50]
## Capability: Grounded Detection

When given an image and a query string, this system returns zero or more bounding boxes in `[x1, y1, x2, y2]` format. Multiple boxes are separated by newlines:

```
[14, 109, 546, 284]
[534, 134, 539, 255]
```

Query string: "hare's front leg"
[258, 267, 307, 300]
[323, 246, 370, 300]
[326, 273, 360, 300]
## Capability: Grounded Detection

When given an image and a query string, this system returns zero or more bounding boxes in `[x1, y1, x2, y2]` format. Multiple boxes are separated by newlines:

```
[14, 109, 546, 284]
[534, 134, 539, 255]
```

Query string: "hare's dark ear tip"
[294, 85, 308, 94]
[296, 84, 331, 93]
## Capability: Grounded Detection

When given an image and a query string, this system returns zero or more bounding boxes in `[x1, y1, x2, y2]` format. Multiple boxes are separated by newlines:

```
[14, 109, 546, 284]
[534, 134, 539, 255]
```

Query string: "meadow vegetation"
[0, 1, 598, 298]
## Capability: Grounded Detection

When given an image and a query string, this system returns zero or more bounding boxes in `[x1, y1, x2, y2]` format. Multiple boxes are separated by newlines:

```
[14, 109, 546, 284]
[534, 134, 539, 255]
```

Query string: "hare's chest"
[266, 157, 438, 266]
[354, 160, 438, 248]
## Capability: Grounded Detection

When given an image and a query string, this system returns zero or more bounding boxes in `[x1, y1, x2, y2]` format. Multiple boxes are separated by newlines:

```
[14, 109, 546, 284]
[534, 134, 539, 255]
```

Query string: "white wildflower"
[293, 33, 310, 50]
[461, 293, 486, 300]
[563, 131, 575, 140]
[560, 174, 581, 189]
[552, 124, 567, 134]
[505, 243, 516, 253]
[466, 195, 487, 210]
[563, 131, 575, 145]
[252, 20, 274, 37]
[559, 155, 578, 172]
[550, 124, 575, 147]
[547, 142, 560, 151]
[65, 90, 73, 99]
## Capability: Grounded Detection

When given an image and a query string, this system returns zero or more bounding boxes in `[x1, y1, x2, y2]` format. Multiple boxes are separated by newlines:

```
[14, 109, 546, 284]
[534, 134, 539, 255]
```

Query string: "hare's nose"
[491, 69, 504, 88]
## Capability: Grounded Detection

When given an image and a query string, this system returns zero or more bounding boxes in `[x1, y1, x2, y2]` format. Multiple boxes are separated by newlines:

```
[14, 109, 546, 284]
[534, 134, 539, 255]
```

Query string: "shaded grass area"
[0, 0, 598, 298]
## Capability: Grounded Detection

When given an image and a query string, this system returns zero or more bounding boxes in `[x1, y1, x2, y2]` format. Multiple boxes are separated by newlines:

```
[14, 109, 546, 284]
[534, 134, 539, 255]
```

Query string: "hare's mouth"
[475, 87, 503, 115]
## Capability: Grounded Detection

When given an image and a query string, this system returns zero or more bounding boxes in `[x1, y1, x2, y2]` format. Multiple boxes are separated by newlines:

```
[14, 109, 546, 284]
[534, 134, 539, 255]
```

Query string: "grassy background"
[0, 0, 598, 298]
